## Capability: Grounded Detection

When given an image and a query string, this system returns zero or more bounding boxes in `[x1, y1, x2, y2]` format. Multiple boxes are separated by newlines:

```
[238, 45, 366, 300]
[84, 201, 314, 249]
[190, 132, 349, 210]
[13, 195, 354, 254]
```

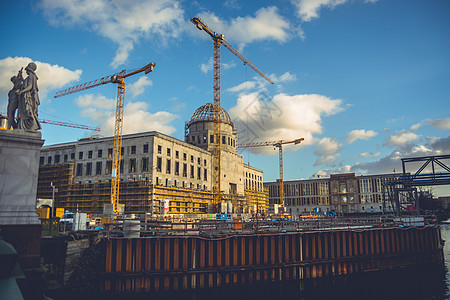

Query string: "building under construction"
[37, 103, 268, 215]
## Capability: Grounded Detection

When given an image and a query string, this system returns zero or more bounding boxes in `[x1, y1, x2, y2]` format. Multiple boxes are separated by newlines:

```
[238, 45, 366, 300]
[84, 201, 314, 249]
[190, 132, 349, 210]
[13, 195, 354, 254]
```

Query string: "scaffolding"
[244, 187, 269, 215]
[37, 164, 269, 215]
[37, 162, 74, 208]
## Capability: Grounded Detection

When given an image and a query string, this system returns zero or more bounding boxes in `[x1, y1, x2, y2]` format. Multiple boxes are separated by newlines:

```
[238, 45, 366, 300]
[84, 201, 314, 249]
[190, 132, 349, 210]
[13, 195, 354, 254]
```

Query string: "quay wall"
[99, 226, 444, 293]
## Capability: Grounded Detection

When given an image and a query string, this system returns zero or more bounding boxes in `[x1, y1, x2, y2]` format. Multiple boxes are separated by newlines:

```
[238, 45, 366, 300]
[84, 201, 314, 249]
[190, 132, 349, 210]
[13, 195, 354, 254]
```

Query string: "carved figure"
[17, 62, 41, 131]
[7, 69, 23, 129]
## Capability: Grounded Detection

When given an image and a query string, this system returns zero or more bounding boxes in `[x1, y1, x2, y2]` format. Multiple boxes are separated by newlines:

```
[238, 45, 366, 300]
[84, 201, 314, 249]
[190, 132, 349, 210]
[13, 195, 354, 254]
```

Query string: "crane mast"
[191, 16, 273, 211]
[54, 62, 155, 216]
[238, 138, 304, 208]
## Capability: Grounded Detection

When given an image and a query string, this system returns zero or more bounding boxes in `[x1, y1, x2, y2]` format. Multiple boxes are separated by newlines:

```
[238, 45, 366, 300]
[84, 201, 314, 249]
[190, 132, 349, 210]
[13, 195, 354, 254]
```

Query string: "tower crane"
[54, 62, 155, 216]
[191, 16, 274, 211]
[0, 114, 100, 131]
[39, 118, 100, 131]
[238, 138, 304, 208]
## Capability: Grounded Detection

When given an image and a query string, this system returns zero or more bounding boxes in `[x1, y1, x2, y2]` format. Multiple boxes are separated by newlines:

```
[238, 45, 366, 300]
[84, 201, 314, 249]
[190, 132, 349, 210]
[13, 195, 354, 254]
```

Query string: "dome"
[189, 103, 233, 126]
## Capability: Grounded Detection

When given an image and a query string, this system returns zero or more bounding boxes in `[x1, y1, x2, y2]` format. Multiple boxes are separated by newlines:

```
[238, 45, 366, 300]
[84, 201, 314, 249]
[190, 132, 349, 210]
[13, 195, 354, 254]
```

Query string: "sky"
[1, 0, 449, 196]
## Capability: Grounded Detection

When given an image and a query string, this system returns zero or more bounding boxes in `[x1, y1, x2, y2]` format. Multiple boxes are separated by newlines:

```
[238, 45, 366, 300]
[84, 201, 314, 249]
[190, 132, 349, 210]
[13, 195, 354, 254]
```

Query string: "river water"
[186, 225, 450, 300]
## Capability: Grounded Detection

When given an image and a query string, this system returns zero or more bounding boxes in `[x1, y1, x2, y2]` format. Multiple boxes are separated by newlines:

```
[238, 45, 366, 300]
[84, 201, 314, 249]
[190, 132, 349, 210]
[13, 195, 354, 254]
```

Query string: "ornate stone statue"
[6, 69, 23, 130]
[16, 62, 41, 131]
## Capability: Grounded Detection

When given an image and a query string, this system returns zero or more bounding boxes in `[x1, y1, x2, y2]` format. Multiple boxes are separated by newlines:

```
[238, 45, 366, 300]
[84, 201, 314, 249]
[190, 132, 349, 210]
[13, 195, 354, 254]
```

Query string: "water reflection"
[186, 225, 450, 300]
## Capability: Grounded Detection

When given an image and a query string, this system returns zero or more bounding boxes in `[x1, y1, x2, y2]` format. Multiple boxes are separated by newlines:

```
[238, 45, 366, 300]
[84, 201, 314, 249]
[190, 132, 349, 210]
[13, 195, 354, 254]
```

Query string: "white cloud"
[313, 137, 341, 166]
[40, 0, 184, 68]
[383, 130, 420, 149]
[200, 57, 213, 74]
[128, 76, 153, 98]
[410, 122, 422, 131]
[360, 152, 380, 158]
[410, 118, 450, 131]
[197, 7, 291, 46]
[427, 118, 450, 130]
[345, 129, 377, 144]
[349, 136, 449, 175]
[314, 164, 351, 178]
[0, 56, 82, 109]
[75, 94, 115, 110]
[226, 71, 297, 94]
[75, 93, 178, 136]
[278, 72, 297, 82]
[313, 135, 449, 177]
[291, 0, 349, 21]
[230, 92, 343, 154]
[291, 0, 378, 22]
[226, 81, 257, 93]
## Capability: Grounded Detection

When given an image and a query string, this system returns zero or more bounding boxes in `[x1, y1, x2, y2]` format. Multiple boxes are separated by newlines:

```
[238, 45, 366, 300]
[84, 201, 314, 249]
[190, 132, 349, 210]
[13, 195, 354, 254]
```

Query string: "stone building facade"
[38, 104, 267, 215]
[265, 173, 402, 216]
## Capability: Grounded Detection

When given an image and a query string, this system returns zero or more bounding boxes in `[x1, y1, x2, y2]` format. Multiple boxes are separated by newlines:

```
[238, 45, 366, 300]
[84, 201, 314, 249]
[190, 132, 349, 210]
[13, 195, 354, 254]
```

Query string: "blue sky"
[1, 0, 449, 195]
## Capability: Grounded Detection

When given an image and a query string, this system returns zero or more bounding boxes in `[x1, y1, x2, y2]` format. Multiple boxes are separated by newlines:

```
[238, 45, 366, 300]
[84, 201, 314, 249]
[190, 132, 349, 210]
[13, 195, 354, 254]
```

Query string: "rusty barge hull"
[100, 225, 443, 293]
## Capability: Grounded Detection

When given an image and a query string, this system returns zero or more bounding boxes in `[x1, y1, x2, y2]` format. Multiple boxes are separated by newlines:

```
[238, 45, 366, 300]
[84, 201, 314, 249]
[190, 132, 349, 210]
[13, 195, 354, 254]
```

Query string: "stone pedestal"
[0, 130, 44, 270]
[0, 130, 44, 225]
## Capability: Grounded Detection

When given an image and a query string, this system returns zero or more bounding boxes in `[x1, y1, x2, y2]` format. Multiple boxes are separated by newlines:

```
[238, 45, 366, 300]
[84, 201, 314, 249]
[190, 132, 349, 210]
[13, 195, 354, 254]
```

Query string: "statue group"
[7, 62, 41, 131]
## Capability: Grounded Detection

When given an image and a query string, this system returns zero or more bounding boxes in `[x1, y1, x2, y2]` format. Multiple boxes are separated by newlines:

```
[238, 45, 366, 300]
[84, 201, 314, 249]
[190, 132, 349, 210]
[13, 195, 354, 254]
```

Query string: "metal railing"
[95, 214, 439, 238]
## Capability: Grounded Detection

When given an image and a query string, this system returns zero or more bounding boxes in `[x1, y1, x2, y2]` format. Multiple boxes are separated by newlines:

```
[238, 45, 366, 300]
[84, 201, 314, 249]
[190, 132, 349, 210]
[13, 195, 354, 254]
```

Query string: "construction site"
[1, 11, 449, 300]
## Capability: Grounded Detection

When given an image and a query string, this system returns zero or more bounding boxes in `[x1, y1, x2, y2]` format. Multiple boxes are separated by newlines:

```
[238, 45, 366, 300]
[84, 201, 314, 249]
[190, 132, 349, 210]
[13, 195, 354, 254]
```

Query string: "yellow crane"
[191, 16, 274, 211]
[54, 62, 155, 215]
[238, 138, 304, 208]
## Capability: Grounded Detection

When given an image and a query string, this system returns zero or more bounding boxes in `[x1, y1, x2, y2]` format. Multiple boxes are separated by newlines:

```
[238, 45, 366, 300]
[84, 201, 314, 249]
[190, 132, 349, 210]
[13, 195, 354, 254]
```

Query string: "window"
[198, 157, 201, 165]
[106, 161, 112, 175]
[204, 168, 207, 181]
[222, 136, 226, 144]
[142, 157, 149, 172]
[108, 148, 113, 158]
[71, 153, 75, 160]
[47, 156, 52, 164]
[166, 159, 171, 174]
[98, 149, 103, 158]
[39, 157, 44, 165]
[55, 155, 60, 164]
[120, 159, 124, 173]
[183, 153, 187, 161]
[197, 167, 201, 180]
[76, 163, 83, 176]
[86, 162, 92, 175]
[88, 150, 93, 159]
[129, 158, 136, 173]
[78, 152, 83, 160]
[203, 134, 207, 143]
[175, 161, 179, 175]
[121, 147, 124, 156]
[204, 159, 207, 166]
[96, 162, 102, 175]
[210, 135, 214, 143]
[156, 157, 162, 172]
[190, 165, 194, 178]
[158, 145, 162, 154]
[143, 144, 149, 153]
[183, 163, 187, 177]
[131, 145, 136, 154]
[167, 148, 171, 156]
[175, 150, 179, 159]
[190, 155, 194, 163]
